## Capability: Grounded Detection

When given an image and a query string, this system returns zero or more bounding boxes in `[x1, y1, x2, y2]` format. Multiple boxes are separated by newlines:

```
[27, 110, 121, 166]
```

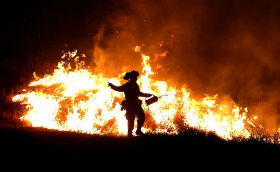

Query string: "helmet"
[123, 70, 139, 80]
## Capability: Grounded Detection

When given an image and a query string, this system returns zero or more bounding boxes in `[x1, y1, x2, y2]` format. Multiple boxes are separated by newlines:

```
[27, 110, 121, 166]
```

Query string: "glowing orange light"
[12, 47, 280, 143]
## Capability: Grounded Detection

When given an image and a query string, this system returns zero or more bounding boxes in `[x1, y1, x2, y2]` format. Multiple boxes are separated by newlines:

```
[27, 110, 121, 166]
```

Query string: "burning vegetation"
[5, 0, 280, 146]
[12, 45, 280, 143]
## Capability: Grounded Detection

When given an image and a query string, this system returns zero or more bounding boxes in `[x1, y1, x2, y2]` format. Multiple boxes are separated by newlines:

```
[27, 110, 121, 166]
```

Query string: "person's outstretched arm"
[139, 92, 153, 97]
[108, 82, 125, 92]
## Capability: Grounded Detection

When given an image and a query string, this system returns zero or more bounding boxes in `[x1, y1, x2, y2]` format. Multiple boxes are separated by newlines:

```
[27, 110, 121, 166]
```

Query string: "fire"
[13, 46, 280, 143]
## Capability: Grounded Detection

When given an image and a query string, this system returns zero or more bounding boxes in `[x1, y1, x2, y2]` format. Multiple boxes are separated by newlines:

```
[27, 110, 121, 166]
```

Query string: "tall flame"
[13, 46, 280, 142]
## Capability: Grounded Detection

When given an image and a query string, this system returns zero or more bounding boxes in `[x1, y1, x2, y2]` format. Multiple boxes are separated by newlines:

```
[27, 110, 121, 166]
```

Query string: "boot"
[128, 132, 133, 138]
[136, 128, 144, 136]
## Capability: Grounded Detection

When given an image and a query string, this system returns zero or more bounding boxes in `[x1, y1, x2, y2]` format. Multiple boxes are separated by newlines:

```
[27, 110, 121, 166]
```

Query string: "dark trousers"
[126, 107, 145, 134]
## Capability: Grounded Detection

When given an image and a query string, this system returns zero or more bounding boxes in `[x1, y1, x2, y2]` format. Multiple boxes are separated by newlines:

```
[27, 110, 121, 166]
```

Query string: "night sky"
[2, 0, 280, 128]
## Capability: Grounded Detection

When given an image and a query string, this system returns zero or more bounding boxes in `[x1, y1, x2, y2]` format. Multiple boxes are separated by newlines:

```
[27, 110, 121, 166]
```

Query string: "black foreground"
[1, 126, 279, 161]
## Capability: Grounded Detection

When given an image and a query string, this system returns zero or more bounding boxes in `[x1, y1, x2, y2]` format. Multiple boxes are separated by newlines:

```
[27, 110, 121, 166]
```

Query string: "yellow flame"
[12, 47, 280, 142]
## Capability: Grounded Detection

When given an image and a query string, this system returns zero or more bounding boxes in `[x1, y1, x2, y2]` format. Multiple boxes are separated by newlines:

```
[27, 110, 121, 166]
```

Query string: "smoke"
[91, 0, 280, 129]
[2, 0, 280, 129]
[91, 0, 206, 78]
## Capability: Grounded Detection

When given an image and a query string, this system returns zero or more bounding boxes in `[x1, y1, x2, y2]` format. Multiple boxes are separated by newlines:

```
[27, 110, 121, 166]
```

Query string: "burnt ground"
[0, 126, 279, 164]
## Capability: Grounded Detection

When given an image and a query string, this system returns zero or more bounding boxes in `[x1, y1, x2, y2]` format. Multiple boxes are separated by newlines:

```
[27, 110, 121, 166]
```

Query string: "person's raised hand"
[108, 82, 113, 88]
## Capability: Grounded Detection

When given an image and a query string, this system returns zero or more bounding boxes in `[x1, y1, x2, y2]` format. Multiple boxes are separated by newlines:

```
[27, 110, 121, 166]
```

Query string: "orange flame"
[12, 46, 280, 142]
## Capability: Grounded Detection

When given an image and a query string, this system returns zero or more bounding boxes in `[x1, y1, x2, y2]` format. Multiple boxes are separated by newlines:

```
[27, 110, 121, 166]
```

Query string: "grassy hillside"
[1, 126, 279, 160]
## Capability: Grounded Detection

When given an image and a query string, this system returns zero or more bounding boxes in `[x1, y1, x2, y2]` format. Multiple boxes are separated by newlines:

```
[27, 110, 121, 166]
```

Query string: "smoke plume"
[91, 0, 280, 129]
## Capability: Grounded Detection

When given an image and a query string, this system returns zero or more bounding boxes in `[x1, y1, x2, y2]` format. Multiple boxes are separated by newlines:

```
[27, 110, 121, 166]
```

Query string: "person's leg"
[136, 108, 145, 135]
[127, 113, 135, 137]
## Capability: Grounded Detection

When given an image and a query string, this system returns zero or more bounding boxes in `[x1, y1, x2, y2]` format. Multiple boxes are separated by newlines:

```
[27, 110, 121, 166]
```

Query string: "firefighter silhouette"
[108, 70, 153, 137]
